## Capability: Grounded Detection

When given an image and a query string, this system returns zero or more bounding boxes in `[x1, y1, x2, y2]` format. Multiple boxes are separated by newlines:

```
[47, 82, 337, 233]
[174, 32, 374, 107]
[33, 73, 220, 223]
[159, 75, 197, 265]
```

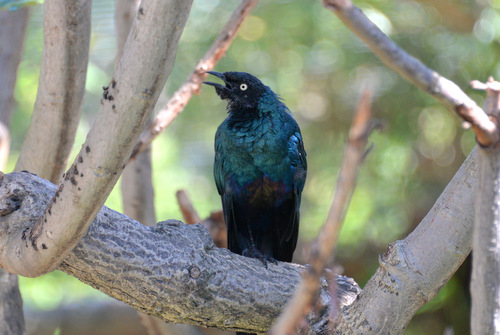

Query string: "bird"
[204, 71, 307, 267]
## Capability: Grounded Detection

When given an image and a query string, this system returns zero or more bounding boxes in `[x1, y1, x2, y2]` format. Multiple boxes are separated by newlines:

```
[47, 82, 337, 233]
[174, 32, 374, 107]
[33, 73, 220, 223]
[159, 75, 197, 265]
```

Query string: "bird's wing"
[289, 131, 307, 191]
[280, 130, 307, 247]
[214, 124, 243, 255]
[214, 126, 225, 196]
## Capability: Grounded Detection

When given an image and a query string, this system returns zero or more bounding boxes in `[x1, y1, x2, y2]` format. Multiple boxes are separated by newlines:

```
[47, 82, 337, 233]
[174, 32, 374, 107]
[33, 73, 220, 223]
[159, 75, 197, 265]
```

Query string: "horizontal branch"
[323, 0, 499, 147]
[0, 172, 360, 334]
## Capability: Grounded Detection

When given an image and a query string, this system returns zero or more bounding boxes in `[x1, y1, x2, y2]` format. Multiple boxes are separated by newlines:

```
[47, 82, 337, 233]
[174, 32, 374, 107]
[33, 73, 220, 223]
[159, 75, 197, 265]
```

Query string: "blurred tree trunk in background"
[0, 6, 30, 335]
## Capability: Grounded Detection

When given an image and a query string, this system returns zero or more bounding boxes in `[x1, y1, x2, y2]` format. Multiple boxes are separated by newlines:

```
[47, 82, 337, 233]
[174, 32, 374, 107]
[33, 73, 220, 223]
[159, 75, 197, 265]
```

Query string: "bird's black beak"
[203, 71, 232, 99]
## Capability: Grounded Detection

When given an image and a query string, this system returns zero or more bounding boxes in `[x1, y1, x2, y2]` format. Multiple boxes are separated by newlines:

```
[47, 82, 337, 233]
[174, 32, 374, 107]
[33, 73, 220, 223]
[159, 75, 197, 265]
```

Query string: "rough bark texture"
[470, 84, 500, 334]
[117, 0, 157, 229]
[115, 2, 163, 333]
[2, 0, 193, 278]
[471, 148, 500, 334]
[334, 147, 477, 334]
[0, 7, 31, 335]
[0, 171, 360, 334]
[15, 0, 92, 183]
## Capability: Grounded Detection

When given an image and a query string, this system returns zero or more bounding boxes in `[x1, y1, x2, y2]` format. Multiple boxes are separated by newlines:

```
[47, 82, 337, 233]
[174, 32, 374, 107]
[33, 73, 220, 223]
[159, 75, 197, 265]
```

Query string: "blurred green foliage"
[11, 0, 500, 333]
[0, 0, 41, 11]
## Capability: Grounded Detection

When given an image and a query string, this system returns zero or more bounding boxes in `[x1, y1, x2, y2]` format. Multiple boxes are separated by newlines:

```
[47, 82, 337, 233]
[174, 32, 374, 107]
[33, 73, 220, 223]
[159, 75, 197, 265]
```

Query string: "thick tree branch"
[114, 2, 162, 333]
[271, 90, 375, 334]
[334, 146, 477, 333]
[116, 0, 157, 229]
[15, 0, 91, 183]
[322, 0, 499, 147]
[2, 0, 193, 278]
[130, 0, 258, 160]
[319, 1, 483, 332]
[470, 79, 500, 334]
[0, 171, 360, 334]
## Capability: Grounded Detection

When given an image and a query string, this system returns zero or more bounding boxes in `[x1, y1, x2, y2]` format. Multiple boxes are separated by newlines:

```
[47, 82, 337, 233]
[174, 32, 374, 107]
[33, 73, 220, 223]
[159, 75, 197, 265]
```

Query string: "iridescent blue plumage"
[205, 71, 307, 265]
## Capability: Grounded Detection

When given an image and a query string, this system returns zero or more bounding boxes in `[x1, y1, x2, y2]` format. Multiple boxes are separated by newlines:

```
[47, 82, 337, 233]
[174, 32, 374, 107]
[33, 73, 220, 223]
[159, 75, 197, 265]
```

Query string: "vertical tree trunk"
[15, 0, 92, 183]
[471, 147, 500, 334]
[116, 0, 157, 229]
[115, 1, 164, 333]
[0, 7, 30, 335]
[471, 80, 500, 334]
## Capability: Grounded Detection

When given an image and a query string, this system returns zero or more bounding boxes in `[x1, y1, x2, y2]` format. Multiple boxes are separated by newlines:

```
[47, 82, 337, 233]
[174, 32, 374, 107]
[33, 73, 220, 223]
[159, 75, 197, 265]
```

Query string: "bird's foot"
[242, 248, 278, 268]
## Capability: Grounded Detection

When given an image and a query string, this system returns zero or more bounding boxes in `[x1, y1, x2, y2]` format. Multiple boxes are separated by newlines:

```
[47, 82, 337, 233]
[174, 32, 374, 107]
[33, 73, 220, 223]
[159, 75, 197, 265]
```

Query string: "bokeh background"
[10, 0, 500, 334]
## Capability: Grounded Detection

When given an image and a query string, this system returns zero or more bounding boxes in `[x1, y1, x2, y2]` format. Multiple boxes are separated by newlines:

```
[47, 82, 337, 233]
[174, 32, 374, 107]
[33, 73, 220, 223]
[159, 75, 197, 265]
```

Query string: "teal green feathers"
[205, 71, 307, 265]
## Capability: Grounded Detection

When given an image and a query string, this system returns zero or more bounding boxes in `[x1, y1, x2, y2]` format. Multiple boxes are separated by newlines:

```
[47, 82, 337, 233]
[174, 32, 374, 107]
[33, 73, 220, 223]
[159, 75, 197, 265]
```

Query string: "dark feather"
[207, 71, 307, 266]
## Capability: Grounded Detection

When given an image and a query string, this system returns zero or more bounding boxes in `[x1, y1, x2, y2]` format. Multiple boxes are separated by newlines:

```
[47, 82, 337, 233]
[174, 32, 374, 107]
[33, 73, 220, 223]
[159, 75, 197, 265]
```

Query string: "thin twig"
[202, 210, 227, 248]
[130, 0, 258, 161]
[176, 189, 201, 224]
[269, 89, 374, 335]
[322, 0, 499, 147]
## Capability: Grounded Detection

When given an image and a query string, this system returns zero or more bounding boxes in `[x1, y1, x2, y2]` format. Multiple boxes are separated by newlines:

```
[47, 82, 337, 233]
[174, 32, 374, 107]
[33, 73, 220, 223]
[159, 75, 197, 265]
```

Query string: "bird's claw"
[242, 248, 278, 268]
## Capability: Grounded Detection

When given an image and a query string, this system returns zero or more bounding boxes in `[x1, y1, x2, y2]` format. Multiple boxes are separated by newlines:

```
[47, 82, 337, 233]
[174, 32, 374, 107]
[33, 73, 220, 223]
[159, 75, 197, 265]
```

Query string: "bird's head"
[203, 71, 269, 111]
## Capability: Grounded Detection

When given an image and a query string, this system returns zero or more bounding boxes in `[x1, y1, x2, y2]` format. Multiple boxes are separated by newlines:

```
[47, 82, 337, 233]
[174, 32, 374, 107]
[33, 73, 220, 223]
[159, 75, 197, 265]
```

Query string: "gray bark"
[0, 171, 360, 334]
[334, 147, 477, 334]
[15, 0, 92, 183]
[0, 270, 25, 335]
[0, 7, 31, 335]
[470, 85, 500, 334]
[116, 0, 156, 229]
[3, 0, 193, 279]
[471, 147, 500, 334]
[115, 1, 163, 333]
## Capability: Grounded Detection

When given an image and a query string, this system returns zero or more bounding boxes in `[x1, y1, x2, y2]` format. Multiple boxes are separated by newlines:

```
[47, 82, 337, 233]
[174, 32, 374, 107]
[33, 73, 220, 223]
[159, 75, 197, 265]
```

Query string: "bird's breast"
[242, 175, 290, 207]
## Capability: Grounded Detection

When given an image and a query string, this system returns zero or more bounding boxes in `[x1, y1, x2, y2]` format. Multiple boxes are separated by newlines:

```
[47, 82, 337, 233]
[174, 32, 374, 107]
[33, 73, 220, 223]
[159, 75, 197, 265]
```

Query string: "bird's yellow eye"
[240, 83, 248, 91]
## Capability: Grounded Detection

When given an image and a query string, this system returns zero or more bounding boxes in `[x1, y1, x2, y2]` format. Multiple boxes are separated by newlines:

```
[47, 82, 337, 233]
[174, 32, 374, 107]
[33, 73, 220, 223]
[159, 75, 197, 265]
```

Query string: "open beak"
[203, 71, 232, 99]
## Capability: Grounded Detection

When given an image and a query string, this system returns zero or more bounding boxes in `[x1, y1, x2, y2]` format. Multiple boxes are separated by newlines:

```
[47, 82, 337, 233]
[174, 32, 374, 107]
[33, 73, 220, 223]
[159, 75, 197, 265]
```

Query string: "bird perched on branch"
[204, 71, 307, 267]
